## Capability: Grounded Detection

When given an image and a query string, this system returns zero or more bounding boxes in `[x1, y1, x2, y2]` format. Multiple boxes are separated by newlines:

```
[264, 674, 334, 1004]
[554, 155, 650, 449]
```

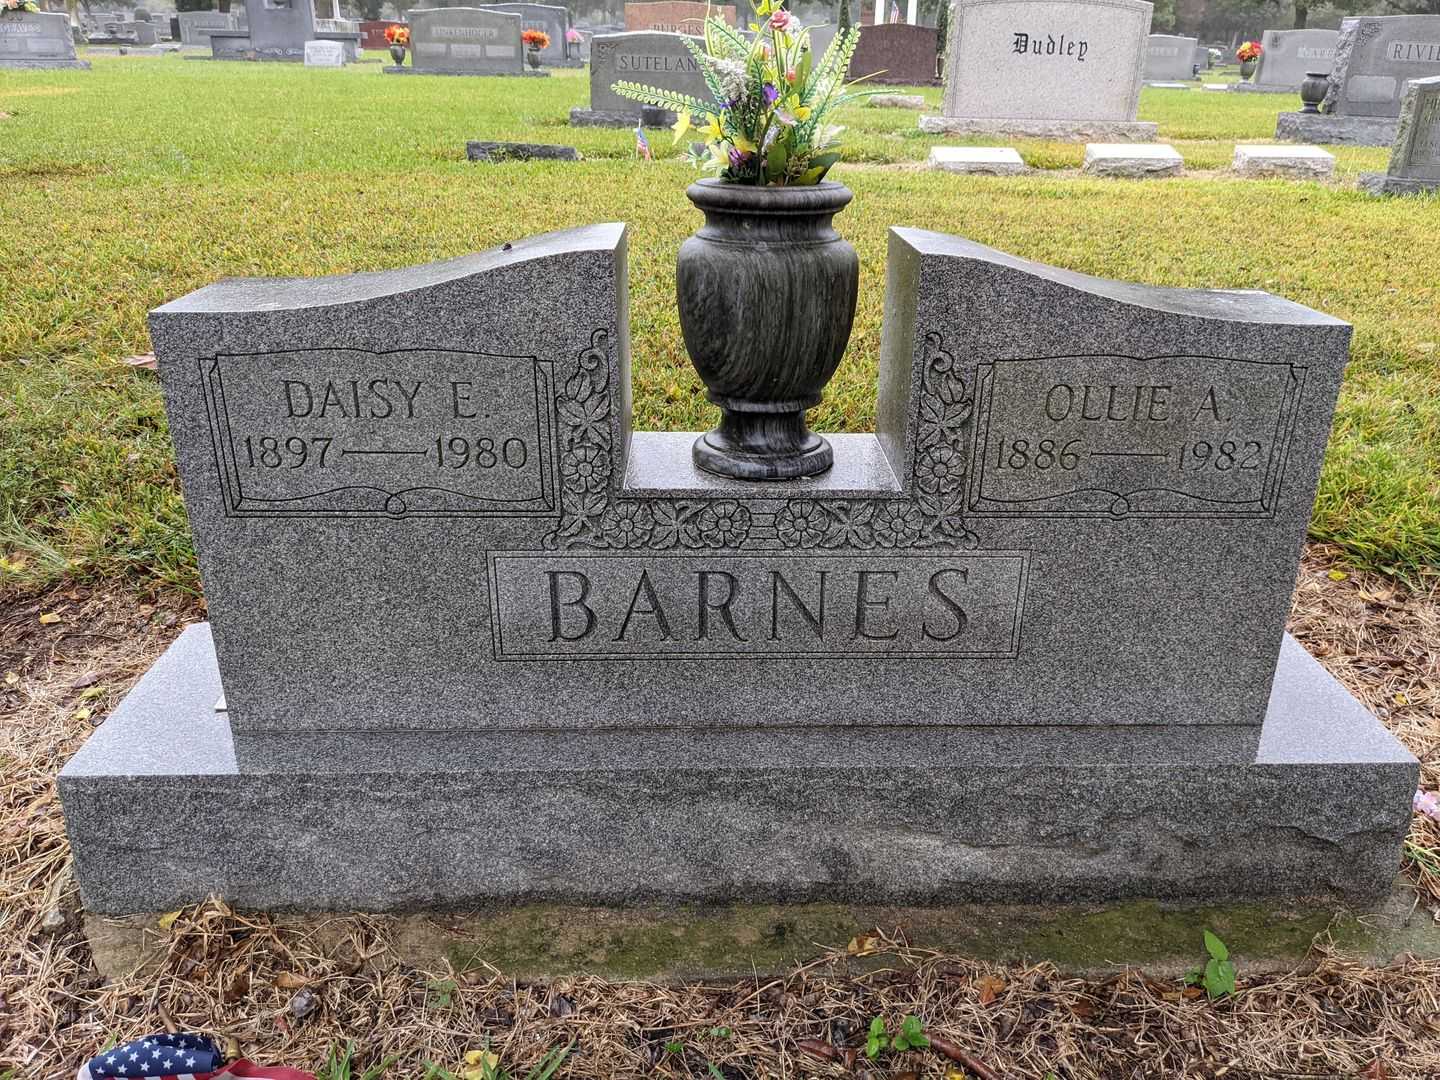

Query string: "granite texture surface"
[1232, 144, 1336, 177]
[928, 146, 1027, 174]
[847, 23, 938, 86]
[1143, 34, 1199, 82]
[1323, 15, 1440, 119]
[0, 11, 91, 68]
[480, 2, 573, 65]
[405, 6, 526, 75]
[868, 94, 927, 109]
[1381, 74, 1440, 184]
[919, 115, 1158, 141]
[1275, 110, 1397, 145]
[145, 224, 1351, 770]
[59, 625, 1417, 913]
[1358, 171, 1440, 194]
[1082, 142, 1185, 176]
[1250, 28, 1337, 90]
[465, 140, 581, 161]
[585, 31, 709, 116]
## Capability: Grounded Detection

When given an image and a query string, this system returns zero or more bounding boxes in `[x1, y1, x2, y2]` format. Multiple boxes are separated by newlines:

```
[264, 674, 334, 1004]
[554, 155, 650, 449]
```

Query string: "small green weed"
[1185, 929, 1238, 999]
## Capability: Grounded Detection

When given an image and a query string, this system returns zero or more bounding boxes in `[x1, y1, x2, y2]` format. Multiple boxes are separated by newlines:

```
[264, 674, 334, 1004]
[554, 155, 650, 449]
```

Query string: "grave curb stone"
[466, 140, 582, 161]
[1274, 111, 1397, 147]
[867, 93, 927, 109]
[1233, 144, 1335, 178]
[1082, 142, 1185, 177]
[927, 145, 1027, 175]
[919, 116, 1158, 142]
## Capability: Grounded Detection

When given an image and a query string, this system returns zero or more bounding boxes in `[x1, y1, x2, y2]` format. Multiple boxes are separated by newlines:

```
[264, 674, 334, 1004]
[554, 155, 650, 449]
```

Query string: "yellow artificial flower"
[731, 133, 757, 153]
[672, 110, 692, 143]
[785, 95, 812, 121]
[704, 116, 725, 141]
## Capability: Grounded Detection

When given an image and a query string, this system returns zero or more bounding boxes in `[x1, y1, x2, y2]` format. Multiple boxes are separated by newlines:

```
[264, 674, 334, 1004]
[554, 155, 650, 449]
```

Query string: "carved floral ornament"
[545, 330, 980, 552]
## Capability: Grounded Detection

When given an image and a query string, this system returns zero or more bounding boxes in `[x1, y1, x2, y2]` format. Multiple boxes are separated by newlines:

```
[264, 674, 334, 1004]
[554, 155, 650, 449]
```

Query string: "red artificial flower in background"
[384, 23, 409, 45]
[1236, 40, 1263, 62]
[522, 29, 551, 49]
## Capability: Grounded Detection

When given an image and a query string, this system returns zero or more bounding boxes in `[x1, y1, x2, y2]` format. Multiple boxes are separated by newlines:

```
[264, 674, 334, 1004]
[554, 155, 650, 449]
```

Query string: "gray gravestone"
[0, 10, 90, 68]
[1246, 28, 1337, 91]
[1143, 33, 1198, 81]
[1278, 16, 1440, 145]
[482, 2, 577, 65]
[178, 11, 238, 47]
[207, 0, 360, 62]
[1361, 74, 1440, 194]
[390, 7, 532, 76]
[570, 30, 710, 126]
[58, 223, 1416, 913]
[922, 0, 1158, 141]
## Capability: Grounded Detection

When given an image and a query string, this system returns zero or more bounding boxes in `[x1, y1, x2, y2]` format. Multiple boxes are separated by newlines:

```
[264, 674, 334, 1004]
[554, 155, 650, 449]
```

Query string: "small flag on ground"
[635, 122, 652, 160]
[889, 0, 901, 22]
[77, 1034, 315, 1080]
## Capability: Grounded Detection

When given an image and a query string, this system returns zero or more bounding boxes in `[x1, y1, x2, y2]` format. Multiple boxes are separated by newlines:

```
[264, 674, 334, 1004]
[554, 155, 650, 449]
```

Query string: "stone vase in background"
[1300, 71, 1328, 113]
[676, 179, 859, 481]
[526, 44, 541, 68]
[388, 43, 405, 64]
[1239, 58, 1257, 81]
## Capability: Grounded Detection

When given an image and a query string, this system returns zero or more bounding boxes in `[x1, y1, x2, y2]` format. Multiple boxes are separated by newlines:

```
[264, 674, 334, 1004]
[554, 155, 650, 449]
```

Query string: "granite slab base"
[384, 66, 548, 76]
[1231, 83, 1296, 95]
[1, 58, 91, 68]
[1275, 111, 1398, 147]
[918, 116, 1158, 142]
[465, 140, 581, 162]
[569, 105, 673, 127]
[60, 625, 1416, 914]
[1359, 172, 1440, 196]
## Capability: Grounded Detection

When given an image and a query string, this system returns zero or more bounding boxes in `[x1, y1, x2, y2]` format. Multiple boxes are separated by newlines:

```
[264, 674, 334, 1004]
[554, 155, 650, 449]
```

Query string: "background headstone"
[923, 0, 1158, 141]
[1143, 33, 1198, 81]
[1361, 74, 1440, 193]
[0, 11, 91, 69]
[1251, 28, 1338, 90]
[482, 2, 574, 64]
[177, 11, 238, 48]
[304, 38, 346, 64]
[359, 19, 404, 49]
[572, 30, 711, 125]
[623, 1, 735, 33]
[1324, 15, 1440, 118]
[401, 6, 526, 74]
[848, 23, 938, 86]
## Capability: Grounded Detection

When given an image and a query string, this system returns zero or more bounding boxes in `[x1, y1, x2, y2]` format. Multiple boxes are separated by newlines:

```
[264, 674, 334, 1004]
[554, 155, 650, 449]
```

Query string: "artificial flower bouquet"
[384, 23, 410, 46]
[1236, 40, 1263, 63]
[522, 28, 551, 50]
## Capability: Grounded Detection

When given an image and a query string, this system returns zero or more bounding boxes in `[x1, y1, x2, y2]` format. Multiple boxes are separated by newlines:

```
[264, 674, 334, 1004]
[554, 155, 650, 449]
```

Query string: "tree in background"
[353, 0, 385, 18]
[837, 0, 851, 33]
[934, 0, 946, 52]
[1150, 0, 1177, 30]
[175, 0, 214, 10]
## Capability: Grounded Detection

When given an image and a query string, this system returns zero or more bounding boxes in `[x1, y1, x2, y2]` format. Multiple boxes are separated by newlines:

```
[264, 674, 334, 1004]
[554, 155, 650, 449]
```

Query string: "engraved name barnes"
[1012, 33, 1087, 62]
[488, 552, 1029, 659]
[201, 349, 557, 517]
[967, 355, 1305, 518]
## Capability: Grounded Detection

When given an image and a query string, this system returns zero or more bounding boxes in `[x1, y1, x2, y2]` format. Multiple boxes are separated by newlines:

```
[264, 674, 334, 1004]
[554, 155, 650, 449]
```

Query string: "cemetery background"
[1, 32, 1440, 1080]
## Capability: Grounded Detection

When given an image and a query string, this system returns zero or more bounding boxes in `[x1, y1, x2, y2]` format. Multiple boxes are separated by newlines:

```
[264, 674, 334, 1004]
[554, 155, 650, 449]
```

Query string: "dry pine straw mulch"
[1, 545, 1438, 1080]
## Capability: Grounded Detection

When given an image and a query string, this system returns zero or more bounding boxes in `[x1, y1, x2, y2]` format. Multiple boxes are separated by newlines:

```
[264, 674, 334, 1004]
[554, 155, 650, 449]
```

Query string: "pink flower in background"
[768, 9, 798, 32]
[565, 27, 581, 43]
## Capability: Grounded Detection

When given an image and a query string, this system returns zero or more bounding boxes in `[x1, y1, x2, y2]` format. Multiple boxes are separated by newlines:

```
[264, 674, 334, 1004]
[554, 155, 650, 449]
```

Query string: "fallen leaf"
[274, 971, 309, 989]
[157, 909, 183, 931]
[80, 685, 105, 700]
[847, 931, 882, 956]
[4, 672, 18, 686]
[1070, 1000, 1097, 1019]
[71, 707, 91, 722]
[796, 1039, 841, 1062]
[125, 353, 158, 370]
[1360, 1060, 1389, 1080]
[977, 974, 1006, 1005]
[38, 612, 61, 625]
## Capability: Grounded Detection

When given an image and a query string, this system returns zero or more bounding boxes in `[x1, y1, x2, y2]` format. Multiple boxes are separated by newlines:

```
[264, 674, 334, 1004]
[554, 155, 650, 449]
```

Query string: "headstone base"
[1358, 172, 1440, 196]
[569, 105, 674, 127]
[928, 145, 1027, 175]
[0, 58, 91, 69]
[1233, 144, 1335, 178]
[466, 140, 582, 162]
[59, 625, 1416, 914]
[384, 65, 549, 76]
[1275, 111, 1397, 147]
[1083, 142, 1184, 177]
[867, 93, 927, 109]
[1230, 82, 1297, 94]
[918, 116, 1159, 142]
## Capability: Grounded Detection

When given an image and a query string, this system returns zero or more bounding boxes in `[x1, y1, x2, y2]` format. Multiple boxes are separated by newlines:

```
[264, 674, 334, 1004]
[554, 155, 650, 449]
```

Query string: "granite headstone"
[207, 0, 360, 61]
[623, 0, 735, 33]
[571, 30, 710, 126]
[1247, 28, 1337, 91]
[59, 223, 1416, 913]
[1143, 33, 1198, 81]
[482, 2, 576, 64]
[177, 10, 237, 47]
[921, 0, 1158, 141]
[392, 6, 529, 75]
[0, 10, 90, 69]
[1360, 74, 1440, 194]
[848, 22, 938, 85]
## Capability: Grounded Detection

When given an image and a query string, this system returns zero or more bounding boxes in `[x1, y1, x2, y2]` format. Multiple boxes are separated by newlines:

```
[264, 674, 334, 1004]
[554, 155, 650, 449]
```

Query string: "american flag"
[888, 0, 901, 22]
[634, 122, 652, 160]
[77, 1034, 314, 1080]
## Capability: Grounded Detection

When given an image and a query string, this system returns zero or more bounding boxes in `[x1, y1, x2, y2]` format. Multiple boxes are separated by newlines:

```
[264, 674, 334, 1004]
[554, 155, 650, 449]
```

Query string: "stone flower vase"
[388, 43, 406, 65]
[677, 179, 859, 480]
[526, 45, 541, 69]
[1300, 71, 1328, 114]
[1239, 58, 1257, 82]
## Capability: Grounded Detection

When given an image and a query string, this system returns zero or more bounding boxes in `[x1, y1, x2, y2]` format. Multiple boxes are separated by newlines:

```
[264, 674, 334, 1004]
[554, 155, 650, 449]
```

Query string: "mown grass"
[1, 55, 1437, 592]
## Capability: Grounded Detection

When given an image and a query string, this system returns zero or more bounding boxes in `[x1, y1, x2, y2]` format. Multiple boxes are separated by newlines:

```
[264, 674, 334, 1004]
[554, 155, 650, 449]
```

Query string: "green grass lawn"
[1, 55, 1437, 592]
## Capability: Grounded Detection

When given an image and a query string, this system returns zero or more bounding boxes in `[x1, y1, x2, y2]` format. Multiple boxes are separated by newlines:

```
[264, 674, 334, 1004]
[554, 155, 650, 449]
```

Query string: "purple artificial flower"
[763, 83, 780, 105]
[728, 147, 752, 168]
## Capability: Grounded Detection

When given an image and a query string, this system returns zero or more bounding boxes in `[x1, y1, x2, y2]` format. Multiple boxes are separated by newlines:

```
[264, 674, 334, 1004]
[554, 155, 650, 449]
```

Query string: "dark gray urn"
[1299, 71, 1328, 114]
[676, 179, 859, 480]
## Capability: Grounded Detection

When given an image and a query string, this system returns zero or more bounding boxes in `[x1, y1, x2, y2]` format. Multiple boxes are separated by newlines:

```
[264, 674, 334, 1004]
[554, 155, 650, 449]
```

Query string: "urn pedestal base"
[693, 407, 833, 481]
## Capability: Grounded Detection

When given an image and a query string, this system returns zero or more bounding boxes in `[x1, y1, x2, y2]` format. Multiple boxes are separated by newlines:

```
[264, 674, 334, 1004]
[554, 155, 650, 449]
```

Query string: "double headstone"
[207, 0, 361, 62]
[1278, 16, 1440, 145]
[1143, 33, 1198, 82]
[59, 221, 1416, 914]
[482, 2, 578, 65]
[570, 30, 710, 126]
[0, 10, 90, 69]
[921, 0, 1158, 142]
[1361, 74, 1440, 194]
[848, 23, 938, 86]
[623, 0, 735, 34]
[1235, 28, 1337, 93]
[391, 7, 533, 76]
[177, 11, 236, 48]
